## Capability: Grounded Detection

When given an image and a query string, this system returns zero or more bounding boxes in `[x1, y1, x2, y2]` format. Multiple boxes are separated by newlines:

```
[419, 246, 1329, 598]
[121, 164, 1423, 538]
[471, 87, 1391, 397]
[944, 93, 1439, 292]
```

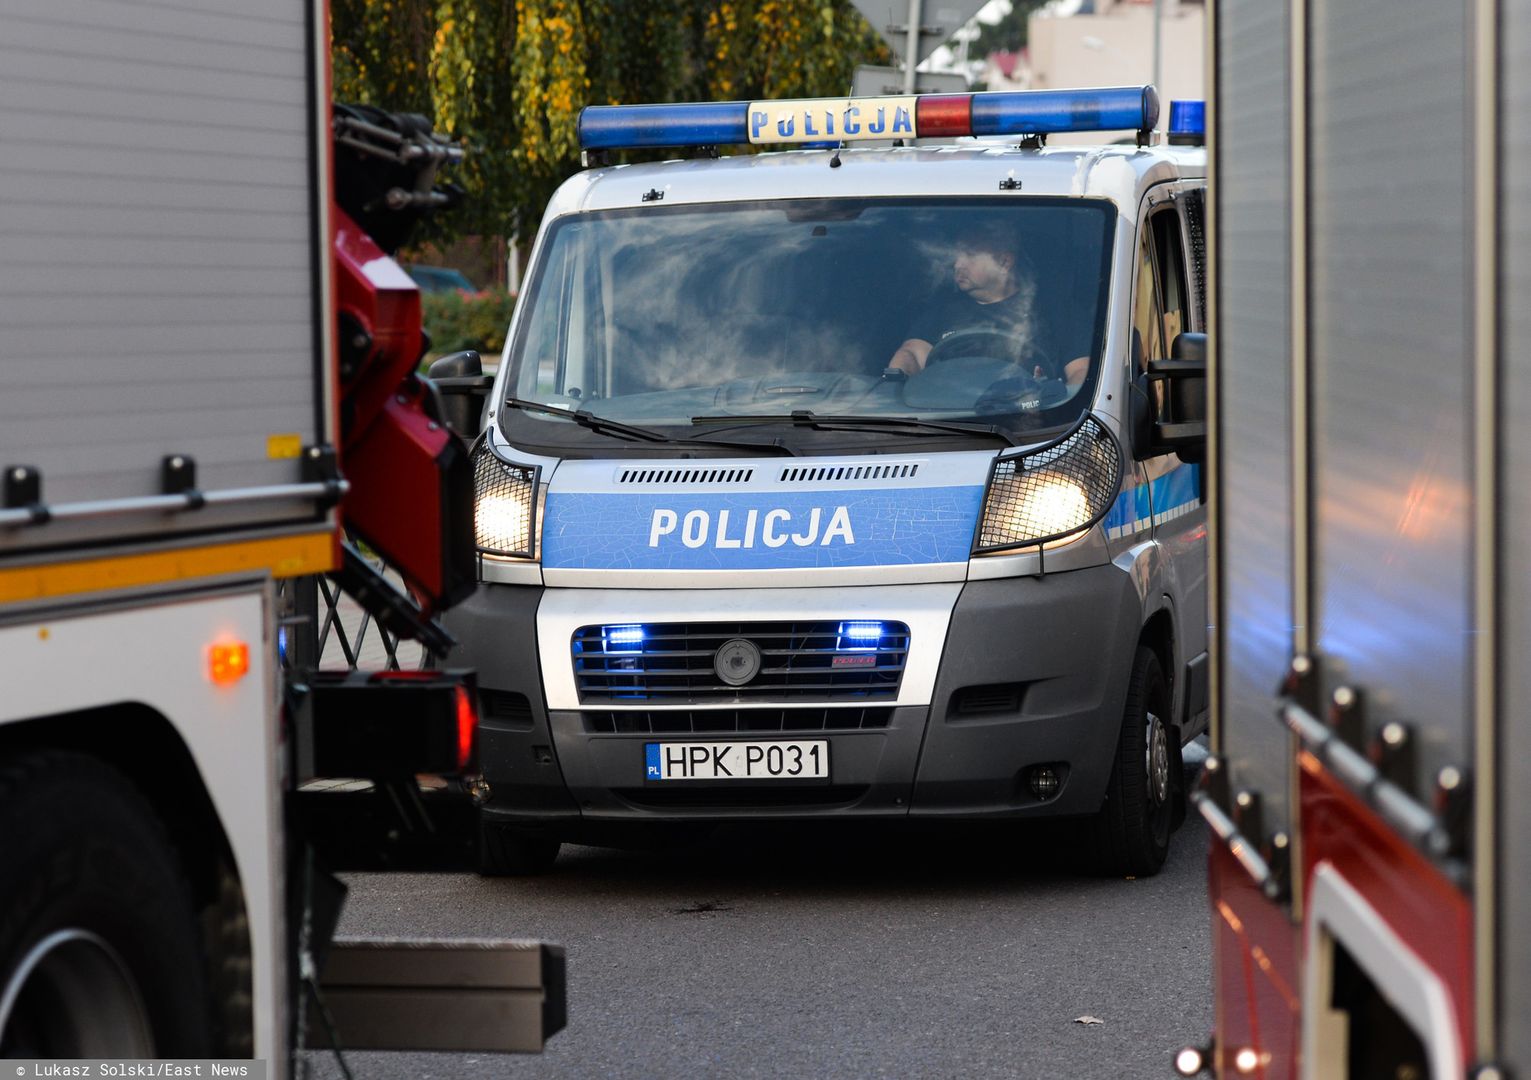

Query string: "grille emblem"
[714, 638, 762, 686]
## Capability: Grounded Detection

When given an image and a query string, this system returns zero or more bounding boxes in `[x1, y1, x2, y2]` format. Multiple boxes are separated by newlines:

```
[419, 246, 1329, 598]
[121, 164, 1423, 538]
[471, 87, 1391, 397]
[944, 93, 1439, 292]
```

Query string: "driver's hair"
[953, 224, 1035, 283]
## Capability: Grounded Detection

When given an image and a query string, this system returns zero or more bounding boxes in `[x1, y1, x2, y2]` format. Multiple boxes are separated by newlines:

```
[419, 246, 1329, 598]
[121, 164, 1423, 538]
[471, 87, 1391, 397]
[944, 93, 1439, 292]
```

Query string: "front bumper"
[445, 563, 1144, 832]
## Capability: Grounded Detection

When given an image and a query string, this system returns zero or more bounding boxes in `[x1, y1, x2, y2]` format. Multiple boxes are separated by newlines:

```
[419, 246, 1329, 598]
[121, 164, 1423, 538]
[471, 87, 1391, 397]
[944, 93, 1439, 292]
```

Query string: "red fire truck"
[0, 0, 561, 1067]
[1187, 0, 1527, 1076]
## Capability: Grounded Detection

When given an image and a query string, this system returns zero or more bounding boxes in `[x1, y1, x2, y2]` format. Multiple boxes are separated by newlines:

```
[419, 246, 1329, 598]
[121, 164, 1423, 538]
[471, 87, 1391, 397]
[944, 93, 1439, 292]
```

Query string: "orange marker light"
[209, 642, 251, 686]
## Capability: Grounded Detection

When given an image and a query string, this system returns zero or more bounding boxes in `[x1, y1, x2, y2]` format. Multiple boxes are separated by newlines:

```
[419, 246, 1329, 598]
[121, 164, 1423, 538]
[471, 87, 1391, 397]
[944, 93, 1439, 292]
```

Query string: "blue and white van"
[440, 87, 1210, 876]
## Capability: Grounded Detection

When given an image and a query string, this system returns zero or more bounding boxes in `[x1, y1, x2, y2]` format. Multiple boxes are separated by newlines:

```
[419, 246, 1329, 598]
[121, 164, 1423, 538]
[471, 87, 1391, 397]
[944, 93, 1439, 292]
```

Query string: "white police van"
[439, 86, 1210, 876]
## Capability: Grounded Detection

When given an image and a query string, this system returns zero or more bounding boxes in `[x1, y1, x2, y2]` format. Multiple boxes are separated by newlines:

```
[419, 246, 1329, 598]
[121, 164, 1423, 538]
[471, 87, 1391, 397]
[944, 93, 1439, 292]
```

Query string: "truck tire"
[478, 823, 561, 877]
[0, 752, 211, 1056]
[203, 860, 254, 1058]
[1087, 646, 1182, 877]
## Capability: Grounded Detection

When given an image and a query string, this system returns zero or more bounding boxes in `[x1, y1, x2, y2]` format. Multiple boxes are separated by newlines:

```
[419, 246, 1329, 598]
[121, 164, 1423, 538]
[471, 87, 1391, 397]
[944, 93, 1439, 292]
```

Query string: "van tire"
[478, 824, 561, 877]
[0, 752, 211, 1055]
[1087, 647, 1181, 877]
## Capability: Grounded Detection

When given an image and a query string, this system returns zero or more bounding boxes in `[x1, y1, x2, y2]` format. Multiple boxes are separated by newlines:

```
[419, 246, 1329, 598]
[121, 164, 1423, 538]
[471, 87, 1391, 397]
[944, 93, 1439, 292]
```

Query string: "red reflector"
[916, 95, 972, 138]
[455, 684, 477, 770]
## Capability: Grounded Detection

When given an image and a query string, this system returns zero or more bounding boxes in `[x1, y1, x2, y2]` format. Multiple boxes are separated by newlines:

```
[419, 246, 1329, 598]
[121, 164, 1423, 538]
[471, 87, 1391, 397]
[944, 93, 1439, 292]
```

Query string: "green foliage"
[431, 0, 523, 240]
[330, 2, 891, 241]
[420, 287, 519, 355]
[700, 1, 890, 101]
[331, 0, 436, 113]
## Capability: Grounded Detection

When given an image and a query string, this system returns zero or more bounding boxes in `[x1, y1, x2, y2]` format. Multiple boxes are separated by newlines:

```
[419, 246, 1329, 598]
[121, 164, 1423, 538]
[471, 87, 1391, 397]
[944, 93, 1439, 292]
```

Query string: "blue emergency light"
[603, 624, 646, 652]
[1167, 100, 1205, 145]
[578, 85, 1161, 152]
[837, 620, 885, 651]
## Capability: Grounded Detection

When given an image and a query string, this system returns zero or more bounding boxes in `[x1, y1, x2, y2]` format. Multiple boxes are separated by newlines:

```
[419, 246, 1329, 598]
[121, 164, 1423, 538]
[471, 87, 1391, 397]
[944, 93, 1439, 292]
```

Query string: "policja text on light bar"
[578, 85, 1163, 152]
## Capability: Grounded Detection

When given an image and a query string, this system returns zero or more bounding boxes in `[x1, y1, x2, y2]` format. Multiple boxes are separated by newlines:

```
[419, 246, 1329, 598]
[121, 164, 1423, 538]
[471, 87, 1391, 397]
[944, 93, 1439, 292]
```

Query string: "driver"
[887, 228, 1088, 386]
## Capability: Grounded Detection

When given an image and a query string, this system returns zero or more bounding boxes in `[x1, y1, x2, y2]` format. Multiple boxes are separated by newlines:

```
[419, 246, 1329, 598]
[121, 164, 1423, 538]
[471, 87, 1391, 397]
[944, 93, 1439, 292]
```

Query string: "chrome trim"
[0, 481, 347, 530]
[1194, 790, 1277, 898]
[1280, 699, 1458, 869]
[1289, 0, 1312, 926]
[1472, 0, 1501, 1057]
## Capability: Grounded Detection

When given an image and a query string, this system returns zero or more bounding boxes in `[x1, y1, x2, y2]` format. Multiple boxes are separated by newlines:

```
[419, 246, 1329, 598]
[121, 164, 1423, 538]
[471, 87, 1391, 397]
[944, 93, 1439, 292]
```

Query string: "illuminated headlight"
[975, 415, 1122, 552]
[472, 442, 539, 558]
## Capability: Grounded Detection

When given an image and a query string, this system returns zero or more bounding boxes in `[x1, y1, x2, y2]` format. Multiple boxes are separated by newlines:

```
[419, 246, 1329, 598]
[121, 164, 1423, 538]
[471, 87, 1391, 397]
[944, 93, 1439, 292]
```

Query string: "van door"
[1132, 189, 1209, 733]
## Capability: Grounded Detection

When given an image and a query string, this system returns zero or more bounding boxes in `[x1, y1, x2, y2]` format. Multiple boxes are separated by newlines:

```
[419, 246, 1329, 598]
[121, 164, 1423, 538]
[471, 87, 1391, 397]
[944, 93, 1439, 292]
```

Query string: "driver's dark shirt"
[906, 290, 1053, 372]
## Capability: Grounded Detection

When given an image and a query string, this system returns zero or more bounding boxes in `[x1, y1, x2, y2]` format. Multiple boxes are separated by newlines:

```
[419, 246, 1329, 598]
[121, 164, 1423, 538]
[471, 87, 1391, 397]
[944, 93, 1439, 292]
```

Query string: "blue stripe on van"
[1104, 463, 1202, 540]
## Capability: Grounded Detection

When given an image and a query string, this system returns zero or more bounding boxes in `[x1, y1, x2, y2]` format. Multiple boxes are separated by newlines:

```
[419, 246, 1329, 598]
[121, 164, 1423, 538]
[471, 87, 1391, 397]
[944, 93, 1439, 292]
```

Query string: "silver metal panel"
[1213, 0, 1294, 830]
[1306, 0, 1474, 777]
[0, 0, 323, 552]
[311, 938, 564, 1053]
[1499, 0, 1531, 1061]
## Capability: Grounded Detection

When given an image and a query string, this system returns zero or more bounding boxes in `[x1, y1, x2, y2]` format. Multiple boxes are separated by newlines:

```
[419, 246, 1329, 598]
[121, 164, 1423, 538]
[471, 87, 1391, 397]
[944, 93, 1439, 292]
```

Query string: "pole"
[904, 0, 922, 94]
[1152, 0, 1163, 94]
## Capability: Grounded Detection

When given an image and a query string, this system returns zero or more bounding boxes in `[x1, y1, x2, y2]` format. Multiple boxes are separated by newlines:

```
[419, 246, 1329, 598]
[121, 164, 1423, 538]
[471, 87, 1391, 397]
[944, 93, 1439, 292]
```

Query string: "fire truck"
[1186, 0, 1528, 1076]
[0, 0, 562, 1067]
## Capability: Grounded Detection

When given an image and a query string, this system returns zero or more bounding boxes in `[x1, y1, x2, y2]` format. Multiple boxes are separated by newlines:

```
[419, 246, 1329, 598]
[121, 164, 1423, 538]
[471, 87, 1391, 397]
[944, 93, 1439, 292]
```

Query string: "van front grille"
[571, 620, 910, 704]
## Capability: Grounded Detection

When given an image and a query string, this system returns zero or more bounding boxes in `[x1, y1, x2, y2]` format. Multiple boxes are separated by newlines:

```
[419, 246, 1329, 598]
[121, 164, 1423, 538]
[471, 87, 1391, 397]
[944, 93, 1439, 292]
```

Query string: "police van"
[438, 86, 1210, 876]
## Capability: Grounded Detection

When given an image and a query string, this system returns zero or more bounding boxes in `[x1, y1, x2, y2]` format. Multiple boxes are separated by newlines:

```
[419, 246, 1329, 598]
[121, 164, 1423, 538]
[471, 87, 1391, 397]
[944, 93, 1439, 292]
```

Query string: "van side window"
[1132, 219, 1165, 371]
[1150, 208, 1189, 355]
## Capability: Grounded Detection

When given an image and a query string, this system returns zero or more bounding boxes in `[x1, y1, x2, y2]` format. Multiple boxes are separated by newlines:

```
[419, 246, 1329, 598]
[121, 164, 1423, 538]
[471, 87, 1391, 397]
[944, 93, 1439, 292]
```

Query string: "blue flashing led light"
[837, 621, 884, 651]
[971, 85, 1159, 137]
[1167, 100, 1206, 144]
[578, 102, 750, 151]
[603, 624, 646, 652]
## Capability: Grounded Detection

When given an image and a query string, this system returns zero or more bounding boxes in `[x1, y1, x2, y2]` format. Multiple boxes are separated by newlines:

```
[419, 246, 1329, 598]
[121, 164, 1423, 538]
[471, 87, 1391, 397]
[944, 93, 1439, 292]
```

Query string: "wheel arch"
[0, 702, 253, 1052]
[0, 702, 235, 909]
[1138, 602, 1177, 716]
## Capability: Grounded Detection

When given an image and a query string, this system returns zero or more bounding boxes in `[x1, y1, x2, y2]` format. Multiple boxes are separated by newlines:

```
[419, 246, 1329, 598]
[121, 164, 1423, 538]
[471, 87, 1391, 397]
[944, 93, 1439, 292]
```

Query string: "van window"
[500, 197, 1117, 448]
[1151, 208, 1189, 354]
[1133, 220, 1164, 370]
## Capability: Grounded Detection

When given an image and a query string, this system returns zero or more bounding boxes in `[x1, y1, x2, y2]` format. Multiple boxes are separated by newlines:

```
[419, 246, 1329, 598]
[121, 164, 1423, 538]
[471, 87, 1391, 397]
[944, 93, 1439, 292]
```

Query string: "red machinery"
[329, 104, 475, 620]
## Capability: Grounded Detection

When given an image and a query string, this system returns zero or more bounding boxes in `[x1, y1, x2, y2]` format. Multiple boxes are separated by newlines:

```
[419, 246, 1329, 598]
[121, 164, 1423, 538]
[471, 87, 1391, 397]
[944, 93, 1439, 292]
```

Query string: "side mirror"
[1132, 332, 1207, 463]
[425, 350, 493, 439]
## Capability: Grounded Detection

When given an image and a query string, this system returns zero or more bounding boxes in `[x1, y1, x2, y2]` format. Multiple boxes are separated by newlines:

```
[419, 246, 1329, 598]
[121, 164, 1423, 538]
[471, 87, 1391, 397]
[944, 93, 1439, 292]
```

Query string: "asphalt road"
[308, 763, 1213, 1080]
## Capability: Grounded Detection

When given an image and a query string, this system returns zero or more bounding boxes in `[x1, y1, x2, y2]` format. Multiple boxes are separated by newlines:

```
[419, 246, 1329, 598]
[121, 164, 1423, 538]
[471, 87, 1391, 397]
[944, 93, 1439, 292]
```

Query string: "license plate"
[644, 740, 829, 781]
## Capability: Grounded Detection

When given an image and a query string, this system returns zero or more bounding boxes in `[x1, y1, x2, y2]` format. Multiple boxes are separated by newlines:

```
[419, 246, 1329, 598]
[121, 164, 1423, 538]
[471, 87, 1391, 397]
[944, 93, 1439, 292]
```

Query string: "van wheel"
[479, 824, 561, 877]
[0, 752, 211, 1055]
[1088, 647, 1182, 877]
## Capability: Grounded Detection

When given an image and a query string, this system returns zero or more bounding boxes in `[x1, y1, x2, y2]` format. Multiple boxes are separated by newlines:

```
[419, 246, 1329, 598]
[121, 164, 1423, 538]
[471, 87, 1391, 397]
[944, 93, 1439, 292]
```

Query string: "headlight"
[472, 442, 539, 558]
[975, 415, 1122, 552]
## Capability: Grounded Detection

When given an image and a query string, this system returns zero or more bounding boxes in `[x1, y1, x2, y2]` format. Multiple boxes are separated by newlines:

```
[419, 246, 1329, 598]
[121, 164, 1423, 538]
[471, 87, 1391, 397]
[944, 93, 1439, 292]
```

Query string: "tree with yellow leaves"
[331, 1, 889, 240]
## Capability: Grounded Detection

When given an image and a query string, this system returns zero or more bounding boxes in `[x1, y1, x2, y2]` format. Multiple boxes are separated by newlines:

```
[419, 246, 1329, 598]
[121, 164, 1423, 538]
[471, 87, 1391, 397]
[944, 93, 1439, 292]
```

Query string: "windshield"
[501, 197, 1115, 448]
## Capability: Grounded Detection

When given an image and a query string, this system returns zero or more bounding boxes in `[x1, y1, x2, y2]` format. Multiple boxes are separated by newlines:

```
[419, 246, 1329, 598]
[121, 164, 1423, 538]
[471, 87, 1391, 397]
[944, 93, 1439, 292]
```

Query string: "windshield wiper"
[690, 410, 1018, 447]
[504, 398, 796, 455]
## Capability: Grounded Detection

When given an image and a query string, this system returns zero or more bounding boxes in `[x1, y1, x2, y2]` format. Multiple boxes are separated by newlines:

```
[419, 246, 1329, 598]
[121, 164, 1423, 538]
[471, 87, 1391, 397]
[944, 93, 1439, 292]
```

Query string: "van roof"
[547, 142, 1205, 220]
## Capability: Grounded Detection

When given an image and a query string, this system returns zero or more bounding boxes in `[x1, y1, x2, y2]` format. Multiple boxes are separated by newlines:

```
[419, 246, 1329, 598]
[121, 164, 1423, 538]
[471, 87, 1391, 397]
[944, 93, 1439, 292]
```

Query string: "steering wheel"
[924, 328, 1022, 366]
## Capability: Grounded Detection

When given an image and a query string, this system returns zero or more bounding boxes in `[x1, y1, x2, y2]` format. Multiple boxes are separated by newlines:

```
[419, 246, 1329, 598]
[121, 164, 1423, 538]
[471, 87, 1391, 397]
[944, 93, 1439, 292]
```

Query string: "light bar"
[578, 86, 1161, 152]
[579, 101, 750, 151]
[1168, 99, 1206, 145]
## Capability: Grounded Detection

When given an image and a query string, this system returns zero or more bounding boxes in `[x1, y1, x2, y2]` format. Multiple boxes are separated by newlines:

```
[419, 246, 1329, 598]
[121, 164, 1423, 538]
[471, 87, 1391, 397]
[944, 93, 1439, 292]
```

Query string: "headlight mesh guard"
[973, 414, 1123, 553]
[472, 440, 539, 558]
